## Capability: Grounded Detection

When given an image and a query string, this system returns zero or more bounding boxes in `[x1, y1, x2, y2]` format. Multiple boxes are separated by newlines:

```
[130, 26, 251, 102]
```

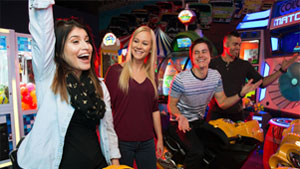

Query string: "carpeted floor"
[241, 149, 264, 169]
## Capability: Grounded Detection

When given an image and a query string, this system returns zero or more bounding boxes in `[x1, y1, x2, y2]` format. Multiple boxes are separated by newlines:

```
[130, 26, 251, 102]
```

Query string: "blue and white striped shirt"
[170, 69, 223, 121]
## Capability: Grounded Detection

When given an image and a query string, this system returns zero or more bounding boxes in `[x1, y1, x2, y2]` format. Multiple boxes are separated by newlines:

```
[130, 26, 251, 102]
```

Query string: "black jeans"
[171, 120, 210, 169]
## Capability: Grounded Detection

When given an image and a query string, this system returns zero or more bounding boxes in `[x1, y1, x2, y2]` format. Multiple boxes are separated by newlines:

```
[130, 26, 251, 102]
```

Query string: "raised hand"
[240, 79, 262, 97]
[281, 53, 299, 71]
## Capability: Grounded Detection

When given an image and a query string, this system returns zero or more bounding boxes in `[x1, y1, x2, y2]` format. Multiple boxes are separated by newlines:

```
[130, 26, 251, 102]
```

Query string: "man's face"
[225, 36, 241, 58]
[192, 43, 211, 69]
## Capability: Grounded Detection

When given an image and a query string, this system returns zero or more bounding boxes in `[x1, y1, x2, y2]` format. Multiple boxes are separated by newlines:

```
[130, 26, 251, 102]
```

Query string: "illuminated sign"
[178, 9, 196, 25]
[103, 33, 116, 46]
[242, 9, 270, 22]
[270, 11, 300, 30]
[279, 0, 300, 16]
[236, 19, 269, 29]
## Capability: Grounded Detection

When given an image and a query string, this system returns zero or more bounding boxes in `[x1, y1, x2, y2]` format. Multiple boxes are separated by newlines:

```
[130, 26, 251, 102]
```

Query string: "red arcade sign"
[270, 10, 300, 30]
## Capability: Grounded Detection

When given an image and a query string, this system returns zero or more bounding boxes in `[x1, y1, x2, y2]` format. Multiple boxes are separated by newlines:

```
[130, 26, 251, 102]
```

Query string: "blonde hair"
[118, 26, 158, 97]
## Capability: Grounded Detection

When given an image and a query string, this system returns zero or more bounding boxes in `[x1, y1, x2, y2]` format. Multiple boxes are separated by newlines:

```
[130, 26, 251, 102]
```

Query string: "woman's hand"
[156, 138, 164, 158]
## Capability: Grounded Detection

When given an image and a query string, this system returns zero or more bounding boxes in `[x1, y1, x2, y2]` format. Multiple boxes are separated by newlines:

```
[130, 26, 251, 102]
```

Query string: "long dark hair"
[51, 17, 103, 102]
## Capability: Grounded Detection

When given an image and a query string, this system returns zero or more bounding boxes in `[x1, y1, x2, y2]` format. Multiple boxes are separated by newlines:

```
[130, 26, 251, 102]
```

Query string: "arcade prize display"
[259, 0, 300, 117]
[0, 28, 20, 168]
[16, 33, 38, 137]
[0, 29, 40, 168]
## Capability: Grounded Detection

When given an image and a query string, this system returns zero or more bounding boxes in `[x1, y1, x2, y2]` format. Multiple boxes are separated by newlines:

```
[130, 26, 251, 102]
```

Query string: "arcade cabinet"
[236, 9, 272, 131]
[0, 28, 20, 168]
[260, 0, 300, 118]
[259, 1, 300, 168]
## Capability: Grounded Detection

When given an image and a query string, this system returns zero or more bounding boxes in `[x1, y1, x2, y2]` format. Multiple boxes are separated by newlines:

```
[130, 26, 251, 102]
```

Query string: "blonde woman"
[105, 26, 163, 169]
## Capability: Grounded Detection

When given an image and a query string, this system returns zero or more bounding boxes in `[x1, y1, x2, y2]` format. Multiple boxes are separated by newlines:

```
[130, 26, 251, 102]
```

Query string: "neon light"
[178, 10, 196, 24]
[259, 63, 270, 101]
[270, 11, 300, 30]
[253, 116, 262, 121]
[279, 0, 300, 16]
[242, 9, 270, 21]
[12, 79, 21, 143]
[0, 160, 12, 168]
[103, 33, 116, 46]
[0, 28, 9, 33]
[263, 62, 270, 77]
[271, 37, 279, 51]
[236, 19, 269, 29]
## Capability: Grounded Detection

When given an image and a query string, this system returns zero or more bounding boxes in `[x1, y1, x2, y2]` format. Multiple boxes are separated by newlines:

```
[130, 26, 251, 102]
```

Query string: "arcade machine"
[260, 0, 300, 117]
[236, 9, 272, 131]
[0, 29, 39, 168]
[16, 33, 38, 137]
[0, 28, 20, 168]
[99, 33, 120, 77]
[259, 1, 300, 168]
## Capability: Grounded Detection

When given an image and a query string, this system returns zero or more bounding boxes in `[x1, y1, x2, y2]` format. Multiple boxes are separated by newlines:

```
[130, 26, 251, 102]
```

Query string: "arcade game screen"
[157, 56, 190, 97]
[173, 37, 192, 52]
[177, 37, 192, 49]
[239, 40, 259, 64]
[271, 31, 300, 54]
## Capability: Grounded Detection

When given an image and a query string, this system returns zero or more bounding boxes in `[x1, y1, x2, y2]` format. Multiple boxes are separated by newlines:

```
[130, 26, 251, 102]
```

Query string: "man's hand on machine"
[176, 114, 191, 133]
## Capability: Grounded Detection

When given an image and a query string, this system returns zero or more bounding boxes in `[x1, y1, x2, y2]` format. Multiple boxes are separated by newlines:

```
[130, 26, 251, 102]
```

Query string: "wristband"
[279, 67, 287, 73]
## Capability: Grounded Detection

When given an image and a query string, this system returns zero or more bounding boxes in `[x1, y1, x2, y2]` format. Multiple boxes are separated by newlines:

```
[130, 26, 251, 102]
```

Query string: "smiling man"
[167, 38, 261, 169]
[209, 31, 298, 122]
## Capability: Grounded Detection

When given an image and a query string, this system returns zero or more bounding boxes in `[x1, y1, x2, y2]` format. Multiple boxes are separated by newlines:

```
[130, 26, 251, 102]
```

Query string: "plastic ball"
[26, 83, 35, 92]
[30, 90, 36, 98]
[20, 87, 29, 96]
[22, 102, 30, 110]
[32, 96, 37, 105]
[29, 102, 37, 109]
[22, 95, 32, 104]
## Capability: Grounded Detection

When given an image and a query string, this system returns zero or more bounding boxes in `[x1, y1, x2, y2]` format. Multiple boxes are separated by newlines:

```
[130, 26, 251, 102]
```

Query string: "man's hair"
[224, 31, 240, 45]
[190, 38, 213, 56]
[189, 38, 213, 66]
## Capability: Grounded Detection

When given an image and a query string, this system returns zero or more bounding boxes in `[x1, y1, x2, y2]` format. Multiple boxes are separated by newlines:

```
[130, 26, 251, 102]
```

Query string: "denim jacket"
[17, 1, 120, 168]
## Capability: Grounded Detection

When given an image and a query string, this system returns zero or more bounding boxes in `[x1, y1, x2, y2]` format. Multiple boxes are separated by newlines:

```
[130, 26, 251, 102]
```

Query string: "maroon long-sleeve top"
[105, 64, 159, 141]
